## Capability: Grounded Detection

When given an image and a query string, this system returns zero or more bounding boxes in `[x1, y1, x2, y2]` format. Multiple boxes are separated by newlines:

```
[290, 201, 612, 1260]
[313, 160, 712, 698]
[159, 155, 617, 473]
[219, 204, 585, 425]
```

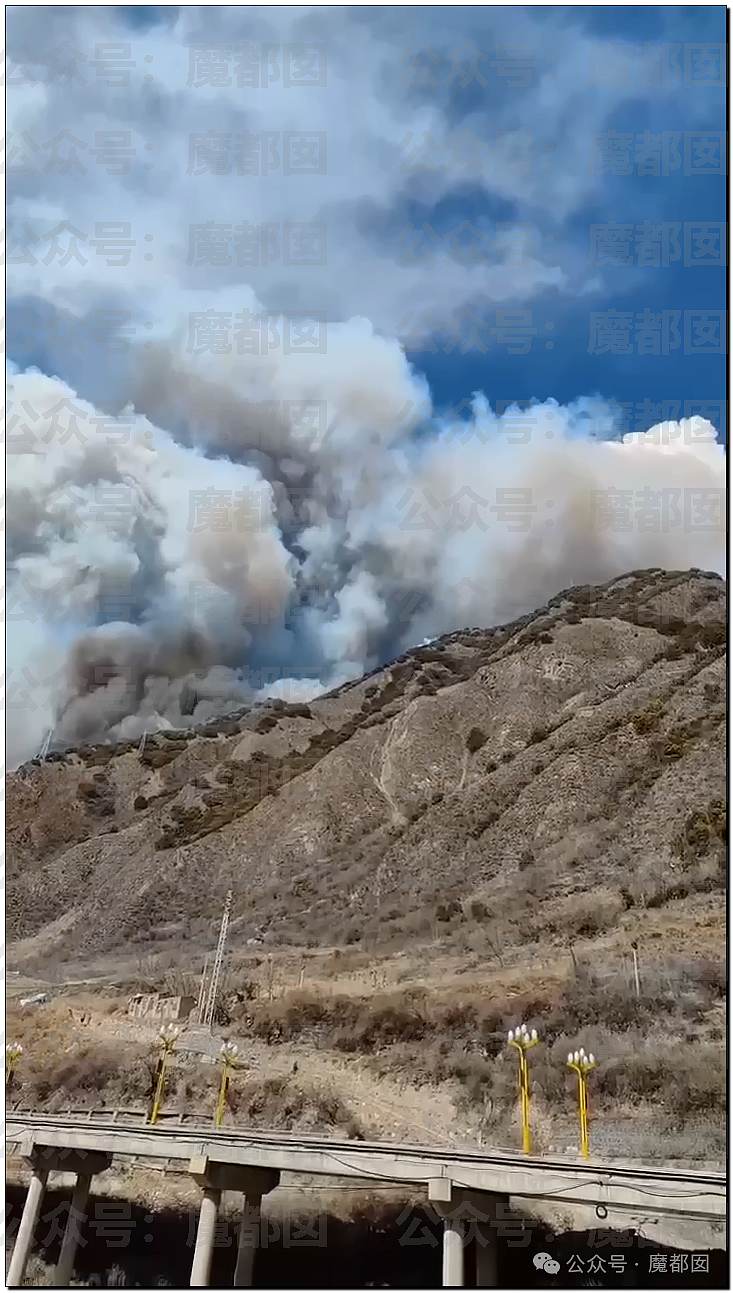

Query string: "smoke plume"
[6, 320, 726, 768]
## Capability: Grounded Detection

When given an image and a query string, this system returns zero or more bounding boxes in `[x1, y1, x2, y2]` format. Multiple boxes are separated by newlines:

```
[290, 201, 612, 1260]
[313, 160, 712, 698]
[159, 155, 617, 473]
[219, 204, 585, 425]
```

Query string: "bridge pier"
[442, 1213, 465, 1287]
[189, 1156, 280, 1287]
[190, 1188, 222, 1287]
[233, 1197, 264, 1287]
[53, 1171, 93, 1287]
[430, 1180, 508, 1288]
[6, 1166, 48, 1287]
[7, 1144, 112, 1288]
[475, 1220, 500, 1288]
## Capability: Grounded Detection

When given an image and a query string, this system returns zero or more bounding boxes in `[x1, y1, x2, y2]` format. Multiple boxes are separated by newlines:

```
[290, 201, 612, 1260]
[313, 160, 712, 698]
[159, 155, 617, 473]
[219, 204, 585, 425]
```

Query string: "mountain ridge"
[8, 566, 726, 964]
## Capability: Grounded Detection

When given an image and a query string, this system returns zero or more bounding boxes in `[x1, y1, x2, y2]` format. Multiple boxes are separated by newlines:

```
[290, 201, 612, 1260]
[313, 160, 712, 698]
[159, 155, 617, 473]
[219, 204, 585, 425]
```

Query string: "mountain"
[8, 566, 725, 961]
[7, 566, 726, 1164]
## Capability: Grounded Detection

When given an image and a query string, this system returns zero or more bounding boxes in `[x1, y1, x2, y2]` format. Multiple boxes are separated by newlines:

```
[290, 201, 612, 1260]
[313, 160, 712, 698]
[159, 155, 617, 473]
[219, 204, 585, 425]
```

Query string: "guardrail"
[6, 1110, 727, 1225]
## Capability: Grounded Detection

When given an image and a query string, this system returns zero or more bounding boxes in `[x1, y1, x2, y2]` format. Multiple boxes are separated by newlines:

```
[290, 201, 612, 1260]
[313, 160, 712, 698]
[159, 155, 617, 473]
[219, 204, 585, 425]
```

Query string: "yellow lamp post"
[507, 1024, 539, 1154]
[149, 1025, 179, 1125]
[6, 1043, 23, 1088]
[567, 1047, 597, 1158]
[215, 1041, 239, 1127]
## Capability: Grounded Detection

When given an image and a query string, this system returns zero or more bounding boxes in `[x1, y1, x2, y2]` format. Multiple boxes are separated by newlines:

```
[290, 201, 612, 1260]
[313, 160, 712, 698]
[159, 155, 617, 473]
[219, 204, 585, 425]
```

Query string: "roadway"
[5, 1110, 727, 1287]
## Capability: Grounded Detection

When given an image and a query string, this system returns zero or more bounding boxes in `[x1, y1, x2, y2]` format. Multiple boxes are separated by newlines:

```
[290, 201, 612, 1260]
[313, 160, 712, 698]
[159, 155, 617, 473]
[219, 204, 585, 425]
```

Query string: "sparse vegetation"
[671, 800, 727, 866]
[465, 727, 488, 754]
[6, 570, 726, 1168]
[528, 724, 549, 745]
[632, 698, 666, 734]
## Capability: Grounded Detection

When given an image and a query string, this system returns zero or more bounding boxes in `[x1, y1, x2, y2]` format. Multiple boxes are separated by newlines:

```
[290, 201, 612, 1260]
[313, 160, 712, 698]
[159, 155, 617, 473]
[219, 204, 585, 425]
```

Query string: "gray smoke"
[6, 325, 726, 768]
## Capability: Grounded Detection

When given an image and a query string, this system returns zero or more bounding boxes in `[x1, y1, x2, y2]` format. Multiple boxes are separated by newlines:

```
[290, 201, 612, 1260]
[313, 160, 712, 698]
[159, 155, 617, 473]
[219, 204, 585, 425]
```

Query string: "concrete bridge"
[6, 1111, 726, 1288]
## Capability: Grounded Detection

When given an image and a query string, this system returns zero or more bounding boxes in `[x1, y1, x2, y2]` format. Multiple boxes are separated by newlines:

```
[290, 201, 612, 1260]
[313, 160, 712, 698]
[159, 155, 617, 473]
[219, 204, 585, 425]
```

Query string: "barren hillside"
[8, 566, 726, 953]
[7, 567, 726, 1163]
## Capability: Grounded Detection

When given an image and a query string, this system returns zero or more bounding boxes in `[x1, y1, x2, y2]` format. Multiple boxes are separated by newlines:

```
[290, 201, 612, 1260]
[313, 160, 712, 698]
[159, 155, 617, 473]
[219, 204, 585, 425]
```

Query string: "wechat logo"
[534, 1252, 561, 1275]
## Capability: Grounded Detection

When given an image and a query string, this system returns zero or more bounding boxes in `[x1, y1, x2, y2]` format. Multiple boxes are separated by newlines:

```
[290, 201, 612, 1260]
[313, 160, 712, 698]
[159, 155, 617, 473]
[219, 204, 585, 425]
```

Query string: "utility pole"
[203, 890, 233, 1030]
[631, 941, 641, 998]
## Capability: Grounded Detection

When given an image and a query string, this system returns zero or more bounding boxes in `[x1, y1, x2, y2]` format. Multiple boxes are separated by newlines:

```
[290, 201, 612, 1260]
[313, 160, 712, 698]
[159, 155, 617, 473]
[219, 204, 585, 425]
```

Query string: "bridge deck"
[6, 1112, 726, 1225]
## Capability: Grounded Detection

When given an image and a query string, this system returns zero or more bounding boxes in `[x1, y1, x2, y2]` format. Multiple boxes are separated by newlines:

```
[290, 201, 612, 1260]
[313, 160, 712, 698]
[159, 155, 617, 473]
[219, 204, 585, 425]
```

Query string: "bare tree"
[476, 1092, 495, 1149]
[263, 953, 277, 1002]
[484, 923, 505, 968]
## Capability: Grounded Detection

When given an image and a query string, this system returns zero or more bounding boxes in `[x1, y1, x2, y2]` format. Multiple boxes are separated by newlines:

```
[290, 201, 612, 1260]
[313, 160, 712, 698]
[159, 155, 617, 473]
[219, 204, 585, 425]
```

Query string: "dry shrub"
[672, 800, 726, 864]
[241, 990, 430, 1055]
[466, 728, 488, 754]
[676, 621, 726, 651]
[229, 1074, 365, 1139]
[602, 1041, 726, 1118]
[551, 957, 723, 1034]
[528, 725, 549, 745]
[631, 695, 667, 734]
[532, 890, 624, 941]
[29, 1048, 128, 1104]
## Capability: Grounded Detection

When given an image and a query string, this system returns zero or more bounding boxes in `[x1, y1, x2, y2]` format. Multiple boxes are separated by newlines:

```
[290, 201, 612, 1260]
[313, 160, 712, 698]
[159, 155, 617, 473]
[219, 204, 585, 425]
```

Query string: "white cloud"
[9, 5, 716, 335]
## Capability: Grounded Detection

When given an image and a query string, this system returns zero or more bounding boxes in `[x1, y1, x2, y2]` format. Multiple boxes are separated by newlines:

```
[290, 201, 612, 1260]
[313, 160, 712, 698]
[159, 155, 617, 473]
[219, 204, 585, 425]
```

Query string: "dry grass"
[5, 571, 726, 1172]
[215, 951, 727, 1143]
[6, 940, 726, 1163]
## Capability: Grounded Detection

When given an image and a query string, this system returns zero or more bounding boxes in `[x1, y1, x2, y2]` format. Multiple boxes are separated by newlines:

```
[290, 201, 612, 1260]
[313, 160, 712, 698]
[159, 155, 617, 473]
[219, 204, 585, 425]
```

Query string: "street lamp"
[507, 1024, 539, 1153]
[6, 1043, 23, 1088]
[567, 1047, 597, 1158]
[215, 1041, 239, 1128]
[149, 1025, 179, 1125]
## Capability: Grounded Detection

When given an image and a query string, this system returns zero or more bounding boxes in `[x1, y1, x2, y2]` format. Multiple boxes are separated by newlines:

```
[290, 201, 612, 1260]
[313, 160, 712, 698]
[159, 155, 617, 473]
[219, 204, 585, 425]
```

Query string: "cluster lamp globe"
[568, 1047, 596, 1070]
[508, 1023, 539, 1049]
[6, 1042, 23, 1084]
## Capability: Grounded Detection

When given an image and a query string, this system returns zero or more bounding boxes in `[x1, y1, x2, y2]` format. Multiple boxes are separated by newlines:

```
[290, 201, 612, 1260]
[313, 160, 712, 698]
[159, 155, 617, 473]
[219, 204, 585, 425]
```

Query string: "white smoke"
[6, 323, 726, 768]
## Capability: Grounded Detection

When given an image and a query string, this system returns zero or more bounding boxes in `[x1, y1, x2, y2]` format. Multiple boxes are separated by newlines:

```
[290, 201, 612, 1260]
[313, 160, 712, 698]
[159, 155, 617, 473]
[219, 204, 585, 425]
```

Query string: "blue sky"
[7, 5, 727, 438]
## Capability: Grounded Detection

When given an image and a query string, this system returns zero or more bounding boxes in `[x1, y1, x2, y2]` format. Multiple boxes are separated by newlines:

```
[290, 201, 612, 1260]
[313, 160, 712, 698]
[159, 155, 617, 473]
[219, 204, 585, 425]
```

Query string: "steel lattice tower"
[203, 890, 233, 1029]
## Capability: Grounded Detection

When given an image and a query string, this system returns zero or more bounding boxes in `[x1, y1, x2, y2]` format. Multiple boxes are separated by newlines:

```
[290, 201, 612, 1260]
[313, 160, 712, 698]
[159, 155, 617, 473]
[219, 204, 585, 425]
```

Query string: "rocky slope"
[7, 567, 727, 1166]
[8, 567, 726, 963]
